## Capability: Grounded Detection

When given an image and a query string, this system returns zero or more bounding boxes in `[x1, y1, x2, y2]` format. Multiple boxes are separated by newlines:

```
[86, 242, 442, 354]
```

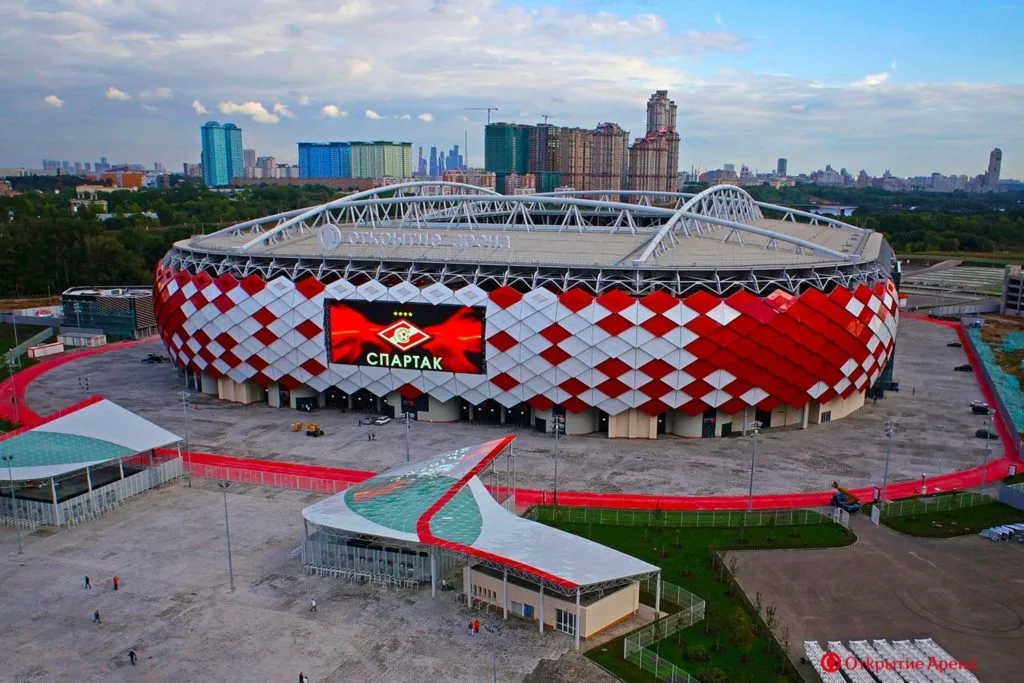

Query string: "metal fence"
[185, 461, 361, 494]
[877, 490, 993, 519]
[532, 506, 840, 529]
[0, 457, 183, 528]
[639, 576, 704, 613]
[623, 580, 706, 683]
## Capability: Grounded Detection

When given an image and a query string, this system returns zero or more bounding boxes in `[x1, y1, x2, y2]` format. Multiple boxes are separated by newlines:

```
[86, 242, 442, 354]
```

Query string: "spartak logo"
[378, 319, 431, 352]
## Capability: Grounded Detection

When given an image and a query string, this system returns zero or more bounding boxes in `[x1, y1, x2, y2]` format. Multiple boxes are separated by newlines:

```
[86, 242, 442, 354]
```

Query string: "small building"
[61, 286, 156, 340]
[1001, 265, 1024, 317]
[0, 397, 182, 528]
[301, 436, 659, 649]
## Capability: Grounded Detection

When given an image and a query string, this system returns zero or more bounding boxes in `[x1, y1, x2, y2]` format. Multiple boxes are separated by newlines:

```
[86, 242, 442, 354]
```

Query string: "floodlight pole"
[7, 357, 20, 425]
[746, 421, 762, 512]
[881, 419, 899, 502]
[218, 482, 235, 591]
[182, 391, 192, 484]
[2, 455, 22, 554]
[981, 418, 992, 487]
[553, 418, 559, 506]
[405, 411, 411, 462]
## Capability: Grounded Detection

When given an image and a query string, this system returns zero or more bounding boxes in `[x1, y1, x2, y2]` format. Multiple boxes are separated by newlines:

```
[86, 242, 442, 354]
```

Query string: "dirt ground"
[0, 480, 620, 683]
[730, 515, 1024, 682]
[23, 317, 993, 497]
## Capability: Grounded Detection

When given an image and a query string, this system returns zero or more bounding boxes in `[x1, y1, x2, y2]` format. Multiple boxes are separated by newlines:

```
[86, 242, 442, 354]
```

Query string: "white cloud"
[297, 94, 310, 106]
[105, 86, 131, 101]
[43, 94, 64, 108]
[789, 103, 807, 113]
[459, 115, 470, 122]
[191, 99, 209, 114]
[891, 61, 898, 70]
[218, 100, 280, 124]
[398, 114, 411, 120]
[715, 14, 724, 26]
[852, 72, 890, 87]
[365, 109, 384, 120]
[273, 102, 295, 118]
[418, 112, 434, 122]
[139, 86, 174, 101]
[320, 104, 348, 118]
[348, 59, 372, 77]
[141, 104, 157, 112]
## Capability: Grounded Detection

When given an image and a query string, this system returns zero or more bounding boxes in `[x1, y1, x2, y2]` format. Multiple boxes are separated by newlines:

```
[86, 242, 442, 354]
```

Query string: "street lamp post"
[553, 415, 561, 506]
[2, 455, 23, 554]
[182, 390, 192, 485]
[981, 418, 992, 487]
[405, 411, 411, 463]
[217, 482, 235, 590]
[6, 357, 19, 425]
[746, 421, 762, 512]
[881, 419, 900, 503]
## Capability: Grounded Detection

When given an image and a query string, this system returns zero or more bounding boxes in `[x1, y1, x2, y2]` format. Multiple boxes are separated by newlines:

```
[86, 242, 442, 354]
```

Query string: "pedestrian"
[468, 621, 474, 636]
[473, 619, 480, 634]
[298, 672, 304, 683]
[310, 598, 317, 612]
[84, 576, 91, 589]
[128, 650, 137, 666]
[367, 432, 371, 442]
[113, 575, 119, 591]
[92, 610, 101, 624]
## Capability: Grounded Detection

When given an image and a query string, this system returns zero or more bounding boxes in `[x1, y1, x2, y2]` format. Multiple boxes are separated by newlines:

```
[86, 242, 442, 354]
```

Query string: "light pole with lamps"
[746, 421, 763, 511]
[2, 455, 23, 554]
[881, 419, 900, 502]
[405, 411, 411, 463]
[217, 482, 235, 590]
[981, 418, 993, 487]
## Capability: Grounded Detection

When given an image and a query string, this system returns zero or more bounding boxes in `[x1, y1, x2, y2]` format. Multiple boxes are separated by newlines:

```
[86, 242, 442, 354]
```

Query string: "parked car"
[373, 415, 391, 425]
[359, 416, 376, 425]
[975, 428, 999, 440]
[946, 342, 963, 348]
[972, 405, 992, 415]
[954, 364, 974, 372]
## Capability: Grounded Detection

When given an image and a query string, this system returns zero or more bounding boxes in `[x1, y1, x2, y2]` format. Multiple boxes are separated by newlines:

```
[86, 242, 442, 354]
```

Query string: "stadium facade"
[154, 181, 900, 439]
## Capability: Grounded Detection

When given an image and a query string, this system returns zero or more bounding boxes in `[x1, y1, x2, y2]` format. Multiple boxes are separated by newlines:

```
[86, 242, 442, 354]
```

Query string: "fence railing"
[624, 580, 706, 683]
[877, 490, 993, 519]
[185, 461, 360, 494]
[531, 505, 839, 529]
[3, 327, 55, 363]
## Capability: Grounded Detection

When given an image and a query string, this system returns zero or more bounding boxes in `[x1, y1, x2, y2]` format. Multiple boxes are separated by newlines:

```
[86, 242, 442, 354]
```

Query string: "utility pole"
[218, 481, 235, 591]
[405, 411, 411, 463]
[465, 107, 499, 125]
[182, 390, 192, 485]
[2, 455, 22, 554]
[981, 418, 992, 486]
[6, 357, 19, 425]
[881, 419, 900, 503]
[746, 421, 762, 511]
[553, 414, 562, 506]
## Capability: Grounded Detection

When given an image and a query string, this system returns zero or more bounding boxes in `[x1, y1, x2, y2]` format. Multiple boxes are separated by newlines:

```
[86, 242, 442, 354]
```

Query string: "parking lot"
[24, 317, 992, 497]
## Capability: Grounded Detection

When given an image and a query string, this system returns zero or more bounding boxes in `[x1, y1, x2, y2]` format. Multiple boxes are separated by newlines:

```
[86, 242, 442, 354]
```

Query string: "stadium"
[153, 181, 900, 439]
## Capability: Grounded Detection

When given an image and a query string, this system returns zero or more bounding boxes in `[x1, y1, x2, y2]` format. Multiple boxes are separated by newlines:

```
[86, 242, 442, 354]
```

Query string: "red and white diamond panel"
[153, 265, 898, 417]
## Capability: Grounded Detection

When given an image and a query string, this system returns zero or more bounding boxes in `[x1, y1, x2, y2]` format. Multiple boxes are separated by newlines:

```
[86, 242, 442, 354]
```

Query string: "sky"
[1, 0, 1022, 177]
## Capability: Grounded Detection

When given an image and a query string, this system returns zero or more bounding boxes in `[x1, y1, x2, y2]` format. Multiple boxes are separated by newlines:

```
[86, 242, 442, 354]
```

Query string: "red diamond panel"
[213, 295, 234, 314]
[296, 319, 322, 339]
[254, 328, 278, 345]
[490, 286, 522, 309]
[247, 355, 268, 371]
[563, 397, 589, 413]
[638, 399, 669, 416]
[559, 377, 588, 395]
[597, 313, 632, 337]
[686, 316, 721, 337]
[540, 323, 571, 345]
[640, 290, 678, 314]
[638, 380, 670, 399]
[596, 357, 630, 378]
[640, 359, 673, 380]
[596, 289, 634, 313]
[253, 307, 277, 326]
[491, 373, 520, 391]
[488, 330, 517, 352]
[596, 378, 629, 398]
[295, 276, 325, 299]
[301, 358, 326, 375]
[683, 291, 719, 314]
[641, 314, 676, 337]
[540, 346, 571, 366]
[559, 288, 592, 312]
[221, 350, 241, 368]
[215, 332, 237, 350]
[240, 274, 266, 295]
[528, 395, 554, 411]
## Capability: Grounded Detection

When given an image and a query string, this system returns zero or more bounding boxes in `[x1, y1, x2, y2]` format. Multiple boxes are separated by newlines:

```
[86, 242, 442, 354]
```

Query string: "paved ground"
[24, 317, 993, 496]
[0, 480, 622, 683]
[730, 515, 1024, 682]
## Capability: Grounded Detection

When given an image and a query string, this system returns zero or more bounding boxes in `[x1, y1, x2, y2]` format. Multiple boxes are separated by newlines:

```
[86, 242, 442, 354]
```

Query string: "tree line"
[1, 178, 1022, 299]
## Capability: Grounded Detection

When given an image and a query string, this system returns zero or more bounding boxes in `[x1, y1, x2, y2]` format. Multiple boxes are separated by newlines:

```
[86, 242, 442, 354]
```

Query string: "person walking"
[310, 598, 317, 613]
[92, 610, 101, 624]
[128, 650, 137, 666]
[113, 575, 120, 591]
[84, 576, 91, 589]
[468, 621, 474, 636]
[473, 619, 480, 635]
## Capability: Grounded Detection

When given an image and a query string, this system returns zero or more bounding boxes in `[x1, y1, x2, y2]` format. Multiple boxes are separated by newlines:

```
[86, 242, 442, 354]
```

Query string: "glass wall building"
[200, 122, 244, 187]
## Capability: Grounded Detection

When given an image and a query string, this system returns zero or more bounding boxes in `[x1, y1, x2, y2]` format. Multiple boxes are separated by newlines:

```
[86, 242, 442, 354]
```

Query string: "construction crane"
[540, 114, 555, 124]
[465, 107, 499, 124]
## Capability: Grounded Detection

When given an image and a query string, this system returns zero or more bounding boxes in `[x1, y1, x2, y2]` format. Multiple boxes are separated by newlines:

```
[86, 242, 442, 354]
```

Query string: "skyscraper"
[627, 91, 680, 195]
[986, 148, 1002, 192]
[200, 121, 244, 187]
[297, 142, 352, 178]
[776, 158, 788, 177]
[428, 147, 438, 177]
[349, 141, 413, 178]
[554, 128, 592, 190]
[590, 123, 630, 194]
[243, 148, 256, 169]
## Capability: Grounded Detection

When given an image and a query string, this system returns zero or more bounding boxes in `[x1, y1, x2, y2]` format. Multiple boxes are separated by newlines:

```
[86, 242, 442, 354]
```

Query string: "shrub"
[695, 666, 730, 683]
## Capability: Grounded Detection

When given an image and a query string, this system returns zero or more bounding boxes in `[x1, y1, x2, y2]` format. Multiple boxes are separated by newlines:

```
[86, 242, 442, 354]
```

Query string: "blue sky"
[1, 0, 1021, 177]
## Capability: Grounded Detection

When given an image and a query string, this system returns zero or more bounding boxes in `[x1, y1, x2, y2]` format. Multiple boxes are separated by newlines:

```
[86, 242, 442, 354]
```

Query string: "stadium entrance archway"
[325, 387, 349, 410]
[755, 408, 772, 429]
[656, 413, 667, 435]
[597, 410, 609, 434]
[701, 409, 717, 438]
[506, 403, 531, 428]
[474, 400, 503, 425]
[352, 389, 381, 414]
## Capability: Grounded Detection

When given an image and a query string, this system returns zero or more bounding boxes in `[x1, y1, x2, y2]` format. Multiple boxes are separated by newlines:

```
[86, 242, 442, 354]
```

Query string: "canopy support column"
[430, 548, 437, 598]
[50, 476, 62, 526]
[502, 569, 508, 619]
[118, 457, 125, 480]
[575, 587, 581, 651]
[655, 572, 661, 614]
[539, 584, 544, 633]
[466, 566, 472, 608]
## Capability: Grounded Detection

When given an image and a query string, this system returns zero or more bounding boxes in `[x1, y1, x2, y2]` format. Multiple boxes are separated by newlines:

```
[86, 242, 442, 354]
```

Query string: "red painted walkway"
[2, 321, 1017, 511]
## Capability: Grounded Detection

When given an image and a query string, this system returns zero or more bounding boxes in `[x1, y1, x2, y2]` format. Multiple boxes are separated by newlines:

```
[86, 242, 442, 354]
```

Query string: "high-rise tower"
[645, 90, 678, 134]
[986, 148, 1002, 192]
[200, 121, 244, 187]
[627, 91, 681, 195]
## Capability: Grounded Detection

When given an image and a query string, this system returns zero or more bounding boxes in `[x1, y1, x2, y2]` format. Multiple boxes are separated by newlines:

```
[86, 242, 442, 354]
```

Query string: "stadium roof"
[0, 397, 181, 481]
[184, 182, 883, 272]
[302, 436, 658, 591]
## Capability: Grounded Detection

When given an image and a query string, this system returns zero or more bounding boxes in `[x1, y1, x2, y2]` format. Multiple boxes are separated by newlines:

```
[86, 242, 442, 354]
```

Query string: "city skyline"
[2, 1, 1021, 176]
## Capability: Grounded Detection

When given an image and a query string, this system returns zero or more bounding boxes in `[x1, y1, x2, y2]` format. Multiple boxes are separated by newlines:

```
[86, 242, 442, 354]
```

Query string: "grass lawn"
[881, 501, 1024, 537]
[0, 322, 49, 355]
[543, 517, 855, 683]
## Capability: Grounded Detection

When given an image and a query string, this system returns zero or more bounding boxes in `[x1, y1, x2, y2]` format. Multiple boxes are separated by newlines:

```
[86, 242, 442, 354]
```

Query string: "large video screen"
[325, 300, 486, 374]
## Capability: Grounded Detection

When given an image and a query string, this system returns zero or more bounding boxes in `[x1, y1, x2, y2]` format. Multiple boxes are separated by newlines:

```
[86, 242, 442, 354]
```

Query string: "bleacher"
[979, 522, 1024, 542]
[805, 638, 979, 683]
